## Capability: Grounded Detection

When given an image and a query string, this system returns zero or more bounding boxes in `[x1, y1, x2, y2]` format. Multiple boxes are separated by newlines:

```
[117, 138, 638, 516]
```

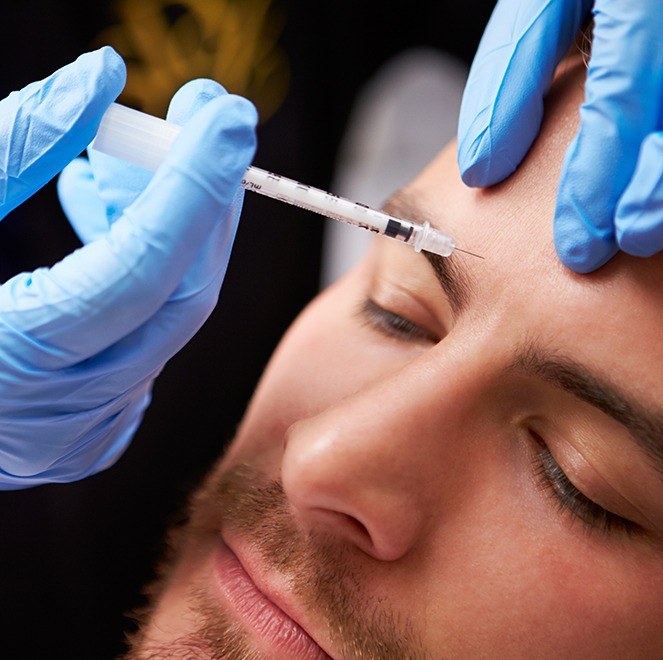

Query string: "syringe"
[90, 103, 460, 258]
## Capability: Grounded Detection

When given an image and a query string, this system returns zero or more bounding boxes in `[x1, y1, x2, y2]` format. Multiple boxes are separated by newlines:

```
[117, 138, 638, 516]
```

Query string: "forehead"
[402, 61, 663, 401]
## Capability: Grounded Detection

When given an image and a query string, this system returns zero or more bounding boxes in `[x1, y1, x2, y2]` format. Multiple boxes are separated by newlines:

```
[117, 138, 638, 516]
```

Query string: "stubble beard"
[122, 462, 426, 659]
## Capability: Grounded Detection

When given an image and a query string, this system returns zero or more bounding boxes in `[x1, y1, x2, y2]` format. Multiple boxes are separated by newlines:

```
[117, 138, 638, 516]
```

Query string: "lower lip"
[213, 541, 330, 659]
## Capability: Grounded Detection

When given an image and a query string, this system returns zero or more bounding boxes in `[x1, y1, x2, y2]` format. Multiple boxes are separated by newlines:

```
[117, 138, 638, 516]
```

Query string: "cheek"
[423, 487, 663, 654]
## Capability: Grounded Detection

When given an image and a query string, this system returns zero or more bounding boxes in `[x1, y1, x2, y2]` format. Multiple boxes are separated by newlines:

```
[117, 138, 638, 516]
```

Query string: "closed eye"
[529, 430, 642, 538]
[357, 299, 440, 344]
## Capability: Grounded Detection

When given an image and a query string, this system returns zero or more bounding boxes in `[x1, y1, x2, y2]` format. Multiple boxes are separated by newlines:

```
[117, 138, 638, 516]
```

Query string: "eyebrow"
[513, 343, 663, 478]
[380, 192, 474, 314]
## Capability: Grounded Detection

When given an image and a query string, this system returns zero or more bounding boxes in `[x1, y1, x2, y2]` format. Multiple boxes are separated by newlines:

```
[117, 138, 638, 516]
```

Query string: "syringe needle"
[453, 247, 484, 259]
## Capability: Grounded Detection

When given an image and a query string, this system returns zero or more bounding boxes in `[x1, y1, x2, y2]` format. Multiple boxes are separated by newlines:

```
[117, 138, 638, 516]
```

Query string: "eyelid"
[373, 243, 453, 333]
[371, 276, 447, 338]
[526, 405, 663, 533]
[358, 298, 440, 344]
[528, 429, 642, 538]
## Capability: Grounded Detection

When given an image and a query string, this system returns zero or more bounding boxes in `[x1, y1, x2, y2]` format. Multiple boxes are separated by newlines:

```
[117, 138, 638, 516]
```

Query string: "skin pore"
[125, 56, 663, 659]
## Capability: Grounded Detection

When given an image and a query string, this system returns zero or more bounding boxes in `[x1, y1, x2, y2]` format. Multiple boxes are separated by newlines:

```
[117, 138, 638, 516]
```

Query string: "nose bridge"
[281, 346, 483, 560]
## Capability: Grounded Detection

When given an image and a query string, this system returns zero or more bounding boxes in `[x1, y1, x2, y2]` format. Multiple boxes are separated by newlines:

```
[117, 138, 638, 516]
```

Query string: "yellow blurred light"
[96, 0, 290, 123]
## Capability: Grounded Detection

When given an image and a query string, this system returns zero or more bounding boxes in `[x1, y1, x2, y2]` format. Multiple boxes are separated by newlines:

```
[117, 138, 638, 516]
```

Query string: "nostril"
[338, 512, 374, 554]
[306, 507, 373, 551]
[343, 513, 369, 540]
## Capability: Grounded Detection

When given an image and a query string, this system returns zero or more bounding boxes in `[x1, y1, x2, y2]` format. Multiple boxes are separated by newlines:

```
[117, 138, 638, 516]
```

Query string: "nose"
[281, 357, 475, 562]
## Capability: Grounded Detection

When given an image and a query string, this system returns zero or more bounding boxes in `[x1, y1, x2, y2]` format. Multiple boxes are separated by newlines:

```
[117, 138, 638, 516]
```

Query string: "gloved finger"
[0, 47, 125, 221]
[554, 0, 663, 272]
[614, 132, 663, 258]
[166, 78, 228, 125]
[57, 157, 109, 244]
[457, 0, 591, 187]
[85, 78, 229, 225]
[162, 79, 238, 299]
[0, 93, 258, 369]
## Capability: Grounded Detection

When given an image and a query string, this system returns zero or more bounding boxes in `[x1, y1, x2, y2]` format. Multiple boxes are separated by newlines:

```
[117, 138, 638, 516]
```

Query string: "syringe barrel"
[242, 167, 392, 233]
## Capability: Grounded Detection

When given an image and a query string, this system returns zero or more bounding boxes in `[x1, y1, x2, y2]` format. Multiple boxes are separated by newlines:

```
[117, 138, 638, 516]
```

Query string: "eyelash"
[359, 299, 640, 539]
[358, 299, 439, 344]
[530, 431, 640, 538]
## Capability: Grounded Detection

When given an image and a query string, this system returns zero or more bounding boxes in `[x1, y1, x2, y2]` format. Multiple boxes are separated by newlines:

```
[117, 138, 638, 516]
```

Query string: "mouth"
[212, 538, 333, 659]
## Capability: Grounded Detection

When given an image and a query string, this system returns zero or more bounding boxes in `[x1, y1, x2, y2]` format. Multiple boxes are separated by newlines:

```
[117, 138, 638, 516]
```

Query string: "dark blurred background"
[0, 1, 496, 657]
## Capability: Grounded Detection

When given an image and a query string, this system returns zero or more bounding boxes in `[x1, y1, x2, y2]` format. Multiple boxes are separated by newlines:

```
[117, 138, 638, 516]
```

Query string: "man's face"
[128, 62, 663, 658]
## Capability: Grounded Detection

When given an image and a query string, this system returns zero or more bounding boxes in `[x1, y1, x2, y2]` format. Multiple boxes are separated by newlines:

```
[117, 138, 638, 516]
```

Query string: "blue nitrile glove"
[0, 50, 257, 488]
[457, 0, 663, 273]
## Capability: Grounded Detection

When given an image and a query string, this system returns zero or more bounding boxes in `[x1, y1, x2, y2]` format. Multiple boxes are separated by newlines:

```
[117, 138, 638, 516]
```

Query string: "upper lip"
[224, 532, 335, 658]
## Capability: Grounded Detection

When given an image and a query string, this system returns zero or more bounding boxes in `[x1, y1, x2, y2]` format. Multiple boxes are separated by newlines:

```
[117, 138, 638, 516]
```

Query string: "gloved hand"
[457, 0, 663, 273]
[0, 48, 257, 488]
